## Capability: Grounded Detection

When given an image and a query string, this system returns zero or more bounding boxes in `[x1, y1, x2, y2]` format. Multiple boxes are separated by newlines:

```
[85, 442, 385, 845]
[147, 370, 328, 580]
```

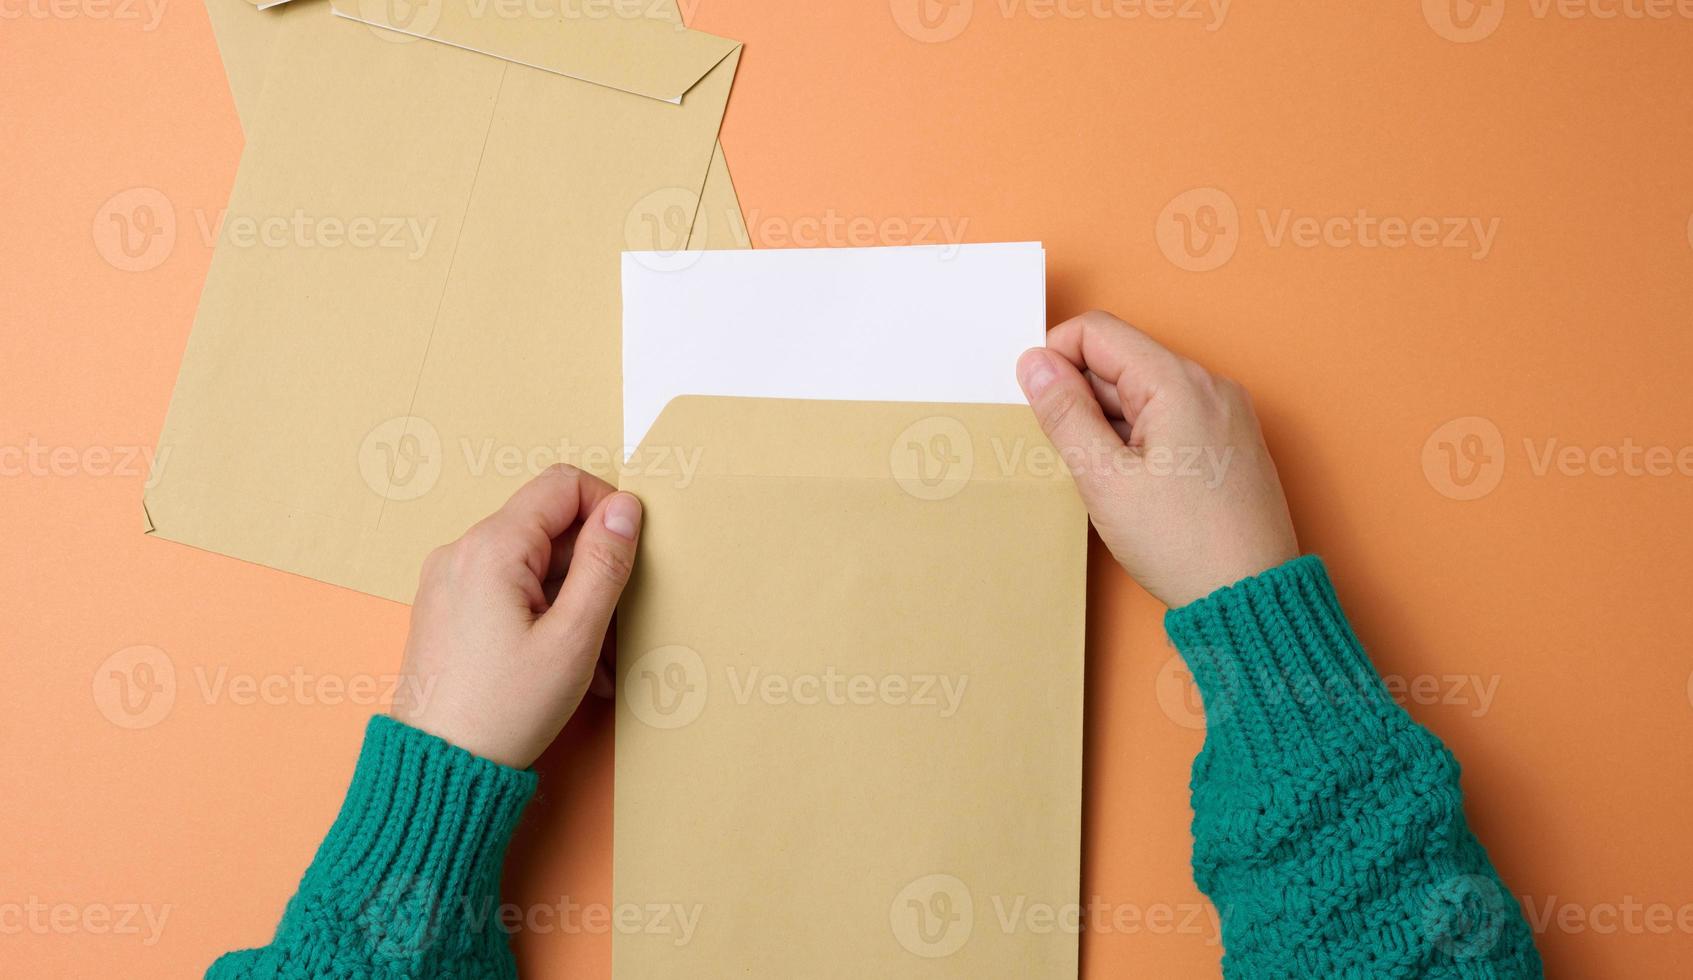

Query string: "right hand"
[1016, 311, 1299, 608]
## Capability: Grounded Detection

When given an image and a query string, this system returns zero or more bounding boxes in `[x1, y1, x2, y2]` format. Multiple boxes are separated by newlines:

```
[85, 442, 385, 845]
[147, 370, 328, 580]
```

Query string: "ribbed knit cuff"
[1164, 556, 1403, 766]
[277, 716, 538, 962]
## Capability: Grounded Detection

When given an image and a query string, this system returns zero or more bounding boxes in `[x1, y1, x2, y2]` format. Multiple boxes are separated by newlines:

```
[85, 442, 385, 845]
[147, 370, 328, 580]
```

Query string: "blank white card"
[620, 242, 1047, 454]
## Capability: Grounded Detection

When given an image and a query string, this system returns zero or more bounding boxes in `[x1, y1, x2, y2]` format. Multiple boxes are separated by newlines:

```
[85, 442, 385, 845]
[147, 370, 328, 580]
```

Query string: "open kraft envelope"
[615, 396, 1087, 978]
[148, 0, 742, 601]
[199, 0, 748, 248]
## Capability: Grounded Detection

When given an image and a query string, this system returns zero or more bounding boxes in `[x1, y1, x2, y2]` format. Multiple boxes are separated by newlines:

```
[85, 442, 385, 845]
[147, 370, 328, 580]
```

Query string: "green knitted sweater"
[209, 556, 1541, 978]
[1166, 556, 1541, 977]
[207, 715, 536, 979]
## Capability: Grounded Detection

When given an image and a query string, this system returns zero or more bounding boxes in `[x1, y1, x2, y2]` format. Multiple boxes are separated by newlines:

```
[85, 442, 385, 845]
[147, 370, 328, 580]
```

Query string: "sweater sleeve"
[206, 715, 537, 980]
[1164, 556, 1542, 979]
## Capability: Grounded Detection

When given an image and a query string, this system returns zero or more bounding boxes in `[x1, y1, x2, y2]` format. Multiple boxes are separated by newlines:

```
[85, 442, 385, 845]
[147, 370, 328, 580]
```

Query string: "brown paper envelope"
[201, 0, 745, 245]
[148, 1, 741, 601]
[687, 141, 749, 251]
[615, 396, 1087, 978]
[336, 0, 733, 102]
[201, 0, 302, 125]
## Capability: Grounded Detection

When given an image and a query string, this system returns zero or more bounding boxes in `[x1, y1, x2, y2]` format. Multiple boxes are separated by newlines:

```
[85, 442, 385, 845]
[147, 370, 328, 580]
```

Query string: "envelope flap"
[330, 0, 740, 102]
[628, 395, 1071, 489]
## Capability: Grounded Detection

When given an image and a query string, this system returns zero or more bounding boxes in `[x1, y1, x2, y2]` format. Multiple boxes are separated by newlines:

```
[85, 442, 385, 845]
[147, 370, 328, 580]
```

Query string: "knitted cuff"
[1164, 556, 1403, 766]
[279, 716, 538, 956]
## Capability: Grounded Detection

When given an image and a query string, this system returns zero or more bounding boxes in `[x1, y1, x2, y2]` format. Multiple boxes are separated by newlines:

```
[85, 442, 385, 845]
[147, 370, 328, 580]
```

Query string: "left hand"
[390, 464, 643, 769]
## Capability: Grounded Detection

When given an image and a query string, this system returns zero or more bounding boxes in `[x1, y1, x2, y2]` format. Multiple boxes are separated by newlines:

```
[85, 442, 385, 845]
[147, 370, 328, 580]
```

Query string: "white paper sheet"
[620, 242, 1047, 454]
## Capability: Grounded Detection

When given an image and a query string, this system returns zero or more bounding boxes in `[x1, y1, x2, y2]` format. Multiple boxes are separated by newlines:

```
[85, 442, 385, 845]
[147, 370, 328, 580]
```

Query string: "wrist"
[1163, 556, 1403, 765]
[388, 704, 536, 771]
[1154, 542, 1300, 609]
[272, 716, 537, 963]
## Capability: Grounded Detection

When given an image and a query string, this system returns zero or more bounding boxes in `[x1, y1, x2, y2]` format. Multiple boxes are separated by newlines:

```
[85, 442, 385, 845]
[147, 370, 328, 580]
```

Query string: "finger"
[1047, 311, 1185, 427]
[546, 524, 584, 582]
[1017, 347, 1126, 503]
[1086, 370, 1125, 419]
[1086, 371, 1140, 445]
[471, 466, 606, 586]
[498, 464, 613, 540]
[535, 492, 642, 657]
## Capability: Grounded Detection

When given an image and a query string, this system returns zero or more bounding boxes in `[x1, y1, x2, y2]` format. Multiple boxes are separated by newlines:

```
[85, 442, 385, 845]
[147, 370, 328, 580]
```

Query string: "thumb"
[1017, 347, 1125, 500]
[536, 491, 642, 658]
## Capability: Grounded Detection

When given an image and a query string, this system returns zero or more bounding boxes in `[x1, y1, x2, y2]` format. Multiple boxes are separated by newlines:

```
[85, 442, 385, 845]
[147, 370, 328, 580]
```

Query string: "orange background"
[4, 1, 1693, 976]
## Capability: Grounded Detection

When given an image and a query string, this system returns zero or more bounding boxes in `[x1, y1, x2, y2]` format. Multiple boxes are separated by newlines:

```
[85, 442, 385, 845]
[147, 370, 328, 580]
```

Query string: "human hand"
[1016, 311, 1298, 608]
[390, 465, 642, 769]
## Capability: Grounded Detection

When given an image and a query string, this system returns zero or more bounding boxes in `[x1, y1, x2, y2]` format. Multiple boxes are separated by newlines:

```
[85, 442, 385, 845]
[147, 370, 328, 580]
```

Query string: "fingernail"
[1018, 349, 1057, 398]
[604, 493, 642, 540]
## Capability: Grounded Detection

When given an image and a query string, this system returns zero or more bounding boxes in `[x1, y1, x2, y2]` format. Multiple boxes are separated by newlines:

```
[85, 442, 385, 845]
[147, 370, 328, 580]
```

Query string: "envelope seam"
[377, 62, 509, 531]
